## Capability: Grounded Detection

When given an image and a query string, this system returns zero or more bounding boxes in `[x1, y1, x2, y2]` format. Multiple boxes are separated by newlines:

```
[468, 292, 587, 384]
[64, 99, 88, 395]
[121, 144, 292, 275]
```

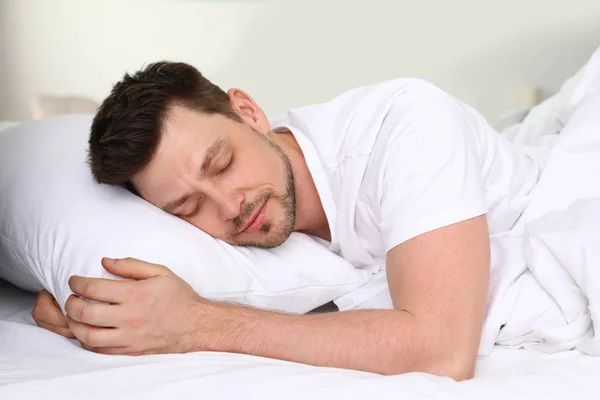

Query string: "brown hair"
[88, 61, 241, 193]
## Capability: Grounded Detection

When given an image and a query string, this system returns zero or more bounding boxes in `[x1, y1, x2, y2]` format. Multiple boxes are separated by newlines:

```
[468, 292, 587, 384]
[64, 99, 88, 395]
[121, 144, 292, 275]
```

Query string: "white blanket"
[494, 89, 600, 354]
[337, 89, 600, 357]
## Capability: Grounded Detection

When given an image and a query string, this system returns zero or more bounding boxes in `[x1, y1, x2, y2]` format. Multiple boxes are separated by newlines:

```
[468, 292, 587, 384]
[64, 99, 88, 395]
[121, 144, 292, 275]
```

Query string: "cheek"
[236, 149, 285, 186]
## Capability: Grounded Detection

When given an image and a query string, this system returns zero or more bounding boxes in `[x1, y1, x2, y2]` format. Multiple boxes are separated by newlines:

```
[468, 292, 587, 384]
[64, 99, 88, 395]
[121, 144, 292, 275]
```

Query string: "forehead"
[163, 105, 226, 148]
[133, 105, 231, 199]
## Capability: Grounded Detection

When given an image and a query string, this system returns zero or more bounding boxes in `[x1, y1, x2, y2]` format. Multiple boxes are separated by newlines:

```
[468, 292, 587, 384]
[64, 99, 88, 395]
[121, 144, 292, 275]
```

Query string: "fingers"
[67, 315, 125, 348]
[101, 257, 169, 280]
[32, 290, 76, 339]
[65, 294, 123, 328]
[36, 320, 76, 339]
[68, 276, 131, 304]
[80, 342, 150, 356]
[80, 342, 129, 355]
[33, 290, 69, 328]
[69, 258, 171, 303]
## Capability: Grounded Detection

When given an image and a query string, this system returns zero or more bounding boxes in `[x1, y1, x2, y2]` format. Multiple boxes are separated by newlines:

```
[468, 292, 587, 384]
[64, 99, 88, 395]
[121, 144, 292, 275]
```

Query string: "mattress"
[1, 279, 600, 400]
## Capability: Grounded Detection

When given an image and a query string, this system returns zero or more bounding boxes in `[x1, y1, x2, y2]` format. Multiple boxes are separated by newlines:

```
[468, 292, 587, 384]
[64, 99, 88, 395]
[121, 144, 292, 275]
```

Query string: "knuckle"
[80, 341, 94, 352]
[83, 330, 100, 347]
[160, 264, 172, 274]
[128, 287, 147, 304]
[64, 294, 77, 313]
[79, 305, 93, 323]
[95, 347, 110, 355]
[32, 295, 54, 322]
[34, 293, 45, 308]
[39, 289, 50, 300]
[57, 328, 75, 339]
[125, 314, 144, 329]
[80, 281, 95, 298]
[31, 305, 41, 321]
[79, 329, 91, 345]
[123, 286, 135, 301]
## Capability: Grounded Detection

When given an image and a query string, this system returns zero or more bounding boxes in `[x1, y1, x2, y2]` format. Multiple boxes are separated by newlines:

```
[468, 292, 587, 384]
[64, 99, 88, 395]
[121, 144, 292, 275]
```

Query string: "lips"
[239, 200, 267, 234]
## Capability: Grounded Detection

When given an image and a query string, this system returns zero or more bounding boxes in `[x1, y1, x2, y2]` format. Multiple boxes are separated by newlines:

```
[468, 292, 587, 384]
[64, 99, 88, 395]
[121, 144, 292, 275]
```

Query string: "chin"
[236, 236, 289, 250]
[234, 222, 293, 249]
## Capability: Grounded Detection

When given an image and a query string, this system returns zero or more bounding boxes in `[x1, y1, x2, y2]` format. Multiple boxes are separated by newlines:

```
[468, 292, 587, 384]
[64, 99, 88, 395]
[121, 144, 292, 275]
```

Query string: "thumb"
[101, 257, 169, 280]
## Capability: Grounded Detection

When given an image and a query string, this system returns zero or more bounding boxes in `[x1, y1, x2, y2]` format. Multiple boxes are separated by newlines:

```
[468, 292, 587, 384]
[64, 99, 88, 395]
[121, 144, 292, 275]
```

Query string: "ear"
[227, 88, 271, 134]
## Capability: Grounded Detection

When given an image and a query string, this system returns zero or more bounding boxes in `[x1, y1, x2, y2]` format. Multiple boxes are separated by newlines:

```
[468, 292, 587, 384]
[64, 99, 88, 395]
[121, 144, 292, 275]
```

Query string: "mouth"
[239, 199, 268, 234]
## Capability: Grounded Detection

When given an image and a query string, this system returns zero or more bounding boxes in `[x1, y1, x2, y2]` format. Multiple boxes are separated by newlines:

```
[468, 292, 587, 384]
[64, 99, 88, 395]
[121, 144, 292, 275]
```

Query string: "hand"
[32, 289, 76, 339]
[65, 257, 222, 355]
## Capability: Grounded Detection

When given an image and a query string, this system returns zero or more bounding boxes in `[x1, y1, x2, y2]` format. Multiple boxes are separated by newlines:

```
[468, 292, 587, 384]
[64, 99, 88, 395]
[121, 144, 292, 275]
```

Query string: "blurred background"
[1, 0, 599, 124]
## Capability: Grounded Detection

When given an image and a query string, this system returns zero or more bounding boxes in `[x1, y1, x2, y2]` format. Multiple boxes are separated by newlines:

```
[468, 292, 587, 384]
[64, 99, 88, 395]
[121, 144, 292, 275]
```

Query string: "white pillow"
[0, 115, 370, 313]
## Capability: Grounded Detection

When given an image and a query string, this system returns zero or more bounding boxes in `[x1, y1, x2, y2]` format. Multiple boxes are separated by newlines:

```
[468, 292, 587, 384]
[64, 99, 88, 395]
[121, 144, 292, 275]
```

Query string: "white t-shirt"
[270, 79, 547, 272]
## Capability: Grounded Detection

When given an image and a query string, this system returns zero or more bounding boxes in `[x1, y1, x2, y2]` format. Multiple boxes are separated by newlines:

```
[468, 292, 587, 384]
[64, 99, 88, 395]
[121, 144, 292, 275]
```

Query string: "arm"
[65, 215, 489, 379]
[206, 215, 489, 378]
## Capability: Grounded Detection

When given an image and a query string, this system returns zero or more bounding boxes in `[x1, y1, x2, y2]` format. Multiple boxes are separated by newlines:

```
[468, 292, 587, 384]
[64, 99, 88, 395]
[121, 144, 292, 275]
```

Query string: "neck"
[269, 129, 331, 242]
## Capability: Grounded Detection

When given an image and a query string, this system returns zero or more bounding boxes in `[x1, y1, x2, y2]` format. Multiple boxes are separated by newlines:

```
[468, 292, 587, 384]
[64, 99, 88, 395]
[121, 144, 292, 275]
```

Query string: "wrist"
[195, 299, 261, 354]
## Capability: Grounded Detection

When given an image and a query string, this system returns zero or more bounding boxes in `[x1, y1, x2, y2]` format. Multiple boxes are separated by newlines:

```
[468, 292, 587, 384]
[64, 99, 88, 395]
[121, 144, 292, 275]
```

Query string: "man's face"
[132, 105, 296, 248]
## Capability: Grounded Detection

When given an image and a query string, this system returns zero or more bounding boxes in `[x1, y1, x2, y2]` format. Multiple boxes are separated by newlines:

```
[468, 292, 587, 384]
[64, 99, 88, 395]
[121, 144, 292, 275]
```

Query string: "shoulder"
[365, 80, 479, 157]
[382, 79, 470, 122]
[357, 78, 457, 106]
[344, 78, 476, 149]
[270, 78, 476, 165]
[270, 78, 452, 122]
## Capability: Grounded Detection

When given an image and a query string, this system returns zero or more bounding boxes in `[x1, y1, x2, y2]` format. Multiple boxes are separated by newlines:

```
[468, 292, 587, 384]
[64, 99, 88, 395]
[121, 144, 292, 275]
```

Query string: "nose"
[212, 187, 244, 221]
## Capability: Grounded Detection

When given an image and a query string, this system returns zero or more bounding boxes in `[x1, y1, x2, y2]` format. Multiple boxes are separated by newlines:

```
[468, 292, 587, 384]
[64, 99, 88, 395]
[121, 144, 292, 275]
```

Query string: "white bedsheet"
[1, 280, 600, 400]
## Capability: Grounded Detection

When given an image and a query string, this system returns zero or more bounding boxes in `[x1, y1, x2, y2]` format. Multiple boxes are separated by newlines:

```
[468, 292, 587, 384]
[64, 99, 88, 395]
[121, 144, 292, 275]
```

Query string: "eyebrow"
[160, 135, 227, 213]
[200, 135, 228, 177]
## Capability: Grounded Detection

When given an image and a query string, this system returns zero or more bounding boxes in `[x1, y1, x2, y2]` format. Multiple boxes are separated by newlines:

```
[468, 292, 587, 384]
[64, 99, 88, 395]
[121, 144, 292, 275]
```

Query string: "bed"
[1, 278, 599, 399]
[3, 45, 600, 400]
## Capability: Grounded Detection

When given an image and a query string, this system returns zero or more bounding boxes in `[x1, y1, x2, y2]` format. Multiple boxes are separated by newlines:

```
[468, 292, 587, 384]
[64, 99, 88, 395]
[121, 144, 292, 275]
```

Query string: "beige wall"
[1, 0, 600, 121]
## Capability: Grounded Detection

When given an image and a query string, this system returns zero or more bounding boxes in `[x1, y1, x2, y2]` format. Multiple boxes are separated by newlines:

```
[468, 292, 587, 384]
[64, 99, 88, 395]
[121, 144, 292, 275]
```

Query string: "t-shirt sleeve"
[377, 82, 488, 253]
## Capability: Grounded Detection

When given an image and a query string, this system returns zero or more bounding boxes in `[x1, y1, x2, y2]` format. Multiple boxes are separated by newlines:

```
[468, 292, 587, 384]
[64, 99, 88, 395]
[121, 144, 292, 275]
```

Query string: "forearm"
[200, 303, 462, 377]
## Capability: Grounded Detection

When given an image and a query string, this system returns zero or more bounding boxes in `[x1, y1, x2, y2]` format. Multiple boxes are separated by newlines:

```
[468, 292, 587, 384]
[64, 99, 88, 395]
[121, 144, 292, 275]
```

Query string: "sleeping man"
[31, 62, 549, 380]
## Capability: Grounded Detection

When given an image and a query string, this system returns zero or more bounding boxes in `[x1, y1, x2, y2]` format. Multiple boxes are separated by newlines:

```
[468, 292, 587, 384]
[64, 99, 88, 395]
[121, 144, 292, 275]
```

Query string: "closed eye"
[180, 195, 205, 218]
[181, 207, 200, 219]
[217, 154, 234, 175]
